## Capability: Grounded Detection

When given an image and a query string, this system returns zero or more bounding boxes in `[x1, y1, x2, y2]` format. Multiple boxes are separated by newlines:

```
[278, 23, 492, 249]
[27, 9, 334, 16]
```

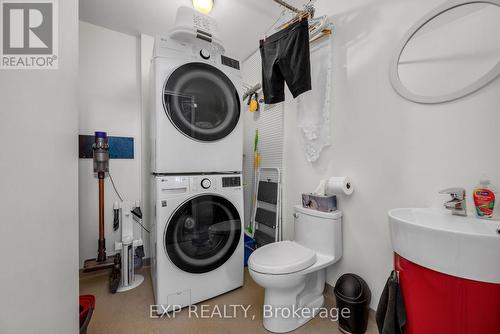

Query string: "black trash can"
[334, 273, 371, 334]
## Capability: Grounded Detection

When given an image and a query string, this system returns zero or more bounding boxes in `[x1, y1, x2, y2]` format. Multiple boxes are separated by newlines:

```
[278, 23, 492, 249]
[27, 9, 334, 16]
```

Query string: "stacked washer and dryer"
[149, 7, 244, 311]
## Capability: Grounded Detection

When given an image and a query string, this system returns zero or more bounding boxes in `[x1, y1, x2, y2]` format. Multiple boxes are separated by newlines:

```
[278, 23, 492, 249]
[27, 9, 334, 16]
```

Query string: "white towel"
[297, 35, 333, 162]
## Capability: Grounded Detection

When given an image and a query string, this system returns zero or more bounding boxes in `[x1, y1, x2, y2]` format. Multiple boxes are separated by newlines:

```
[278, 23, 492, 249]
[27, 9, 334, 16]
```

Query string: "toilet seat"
[249, 241, 316, 275]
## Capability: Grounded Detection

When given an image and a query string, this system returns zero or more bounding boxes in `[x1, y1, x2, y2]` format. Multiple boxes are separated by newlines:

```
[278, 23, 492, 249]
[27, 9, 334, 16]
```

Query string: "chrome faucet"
[439, 187, 467, 216]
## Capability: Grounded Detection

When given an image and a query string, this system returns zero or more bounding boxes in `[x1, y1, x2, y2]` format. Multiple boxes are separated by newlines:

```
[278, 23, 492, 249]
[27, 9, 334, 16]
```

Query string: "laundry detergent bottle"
[473, 179, 499, 220]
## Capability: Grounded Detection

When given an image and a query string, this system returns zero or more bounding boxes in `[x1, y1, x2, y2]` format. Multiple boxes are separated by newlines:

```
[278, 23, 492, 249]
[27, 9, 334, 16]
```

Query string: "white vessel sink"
[389, 208, 500, 284]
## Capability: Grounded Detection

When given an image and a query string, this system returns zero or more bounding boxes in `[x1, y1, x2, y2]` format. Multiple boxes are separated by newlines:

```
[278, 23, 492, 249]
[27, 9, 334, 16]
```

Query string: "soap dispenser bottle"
[473, 179, 499, 220]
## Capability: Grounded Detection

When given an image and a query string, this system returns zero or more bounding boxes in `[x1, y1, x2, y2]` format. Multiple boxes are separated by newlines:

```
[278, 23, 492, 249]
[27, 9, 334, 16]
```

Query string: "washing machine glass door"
[164, 62, 240, 142]
[165, 194, 242, 273]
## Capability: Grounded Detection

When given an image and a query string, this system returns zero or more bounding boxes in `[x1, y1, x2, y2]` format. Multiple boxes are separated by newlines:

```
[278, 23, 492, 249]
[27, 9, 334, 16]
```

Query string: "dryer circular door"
[163, 62, 241, 142]
[164, 194, 242, 274]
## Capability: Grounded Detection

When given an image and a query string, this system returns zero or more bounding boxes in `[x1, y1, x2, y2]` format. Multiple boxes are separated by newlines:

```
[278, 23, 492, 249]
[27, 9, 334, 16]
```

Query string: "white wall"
[281, 0, 500, 309]
[0, 0, 79, 332]
[79, 22, 143, 266]
[140, 33, 155, 257]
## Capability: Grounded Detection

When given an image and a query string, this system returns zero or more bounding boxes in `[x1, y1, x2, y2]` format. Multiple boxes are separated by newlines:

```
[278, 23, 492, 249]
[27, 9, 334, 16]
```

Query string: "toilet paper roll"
[326, 177, 354, 196]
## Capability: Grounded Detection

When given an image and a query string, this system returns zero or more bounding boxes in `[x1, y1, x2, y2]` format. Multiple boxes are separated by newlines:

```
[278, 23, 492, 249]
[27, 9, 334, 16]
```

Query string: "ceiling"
[79, 0, 308, 60]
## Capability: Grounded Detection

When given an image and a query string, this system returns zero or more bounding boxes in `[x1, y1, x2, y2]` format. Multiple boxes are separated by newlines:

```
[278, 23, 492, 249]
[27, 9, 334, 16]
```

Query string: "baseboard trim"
[79, 257, 151, 279]
[324, 282, 335, 300]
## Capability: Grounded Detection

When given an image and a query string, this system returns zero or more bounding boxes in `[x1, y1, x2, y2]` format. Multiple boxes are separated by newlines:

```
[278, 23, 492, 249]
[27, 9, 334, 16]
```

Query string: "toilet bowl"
[249, 206, 342, 333]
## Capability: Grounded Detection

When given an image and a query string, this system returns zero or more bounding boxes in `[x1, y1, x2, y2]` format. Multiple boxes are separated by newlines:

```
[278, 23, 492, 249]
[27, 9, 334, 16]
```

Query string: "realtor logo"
[1, 0, 58, 69]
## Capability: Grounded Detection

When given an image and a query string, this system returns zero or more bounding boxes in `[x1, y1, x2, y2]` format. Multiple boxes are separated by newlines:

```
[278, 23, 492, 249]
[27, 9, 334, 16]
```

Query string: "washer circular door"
[165, 194, 242, 274]
[163, 62, 241, 142]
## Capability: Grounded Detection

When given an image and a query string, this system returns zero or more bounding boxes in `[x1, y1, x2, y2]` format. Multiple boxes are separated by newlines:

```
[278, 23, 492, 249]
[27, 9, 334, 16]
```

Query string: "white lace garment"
[297, 35, 333, 162]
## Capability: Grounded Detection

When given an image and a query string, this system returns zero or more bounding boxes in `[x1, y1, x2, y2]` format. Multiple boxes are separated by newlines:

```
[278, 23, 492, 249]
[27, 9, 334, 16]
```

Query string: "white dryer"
[150, 174, 244, 311]
[150, 8, 243, 174]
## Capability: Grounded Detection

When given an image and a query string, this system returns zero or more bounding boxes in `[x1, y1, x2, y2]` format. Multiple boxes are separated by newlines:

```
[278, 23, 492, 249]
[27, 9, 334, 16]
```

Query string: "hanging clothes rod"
[271, 0, 316, 32]
[242, 1, 331, 63]
[272, 0, 300, 13]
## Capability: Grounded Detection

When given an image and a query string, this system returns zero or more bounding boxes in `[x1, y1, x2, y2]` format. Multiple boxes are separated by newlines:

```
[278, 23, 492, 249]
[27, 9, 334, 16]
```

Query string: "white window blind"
[241, 50, 284, 229]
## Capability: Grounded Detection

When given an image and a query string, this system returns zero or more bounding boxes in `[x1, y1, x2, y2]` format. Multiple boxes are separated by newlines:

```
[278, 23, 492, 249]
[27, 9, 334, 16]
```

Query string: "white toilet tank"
[294, 205, 342, 259]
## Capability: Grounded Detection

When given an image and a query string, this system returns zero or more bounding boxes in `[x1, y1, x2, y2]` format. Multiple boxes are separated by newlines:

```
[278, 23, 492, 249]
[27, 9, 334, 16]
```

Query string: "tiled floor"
[80, 268, 378, 334]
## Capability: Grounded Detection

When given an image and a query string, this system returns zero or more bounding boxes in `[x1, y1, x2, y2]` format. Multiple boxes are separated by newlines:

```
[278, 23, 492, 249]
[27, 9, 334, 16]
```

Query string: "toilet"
[248, 205, 342, 333]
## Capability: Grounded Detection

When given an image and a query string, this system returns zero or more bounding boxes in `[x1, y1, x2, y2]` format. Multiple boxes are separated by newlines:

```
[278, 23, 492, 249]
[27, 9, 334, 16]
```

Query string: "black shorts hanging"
[260, 19, 312, 104]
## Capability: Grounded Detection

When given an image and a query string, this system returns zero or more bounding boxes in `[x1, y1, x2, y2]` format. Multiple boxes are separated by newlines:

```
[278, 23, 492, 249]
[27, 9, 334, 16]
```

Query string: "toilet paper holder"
[313, 177, 354, 196]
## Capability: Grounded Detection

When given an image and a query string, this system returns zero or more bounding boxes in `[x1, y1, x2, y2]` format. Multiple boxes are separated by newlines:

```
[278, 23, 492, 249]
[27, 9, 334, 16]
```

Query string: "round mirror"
[390, 1, 500, 104]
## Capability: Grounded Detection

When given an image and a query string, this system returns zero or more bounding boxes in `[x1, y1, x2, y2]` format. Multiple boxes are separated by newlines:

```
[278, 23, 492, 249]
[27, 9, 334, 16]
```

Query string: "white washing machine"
[150, 8, 243, 174]
[150, 174, 244, 311]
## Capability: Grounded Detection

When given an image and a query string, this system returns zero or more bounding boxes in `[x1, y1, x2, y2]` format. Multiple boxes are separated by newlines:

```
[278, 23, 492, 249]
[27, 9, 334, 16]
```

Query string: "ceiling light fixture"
[192, 0, 214, 14]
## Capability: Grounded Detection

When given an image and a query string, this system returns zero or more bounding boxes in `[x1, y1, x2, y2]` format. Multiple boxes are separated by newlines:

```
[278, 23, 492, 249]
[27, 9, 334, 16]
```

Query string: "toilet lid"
[249, 241, 316, 275]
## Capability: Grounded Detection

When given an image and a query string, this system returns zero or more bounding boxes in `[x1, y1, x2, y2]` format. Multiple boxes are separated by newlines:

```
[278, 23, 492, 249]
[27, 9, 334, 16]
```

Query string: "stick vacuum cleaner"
[83, 132, 115, 272]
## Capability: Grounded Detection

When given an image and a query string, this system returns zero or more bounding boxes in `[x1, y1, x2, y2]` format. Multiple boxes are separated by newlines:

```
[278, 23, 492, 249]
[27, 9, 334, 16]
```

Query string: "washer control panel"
[167, 175, 242, 193]
[191, 176, 216, 192]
